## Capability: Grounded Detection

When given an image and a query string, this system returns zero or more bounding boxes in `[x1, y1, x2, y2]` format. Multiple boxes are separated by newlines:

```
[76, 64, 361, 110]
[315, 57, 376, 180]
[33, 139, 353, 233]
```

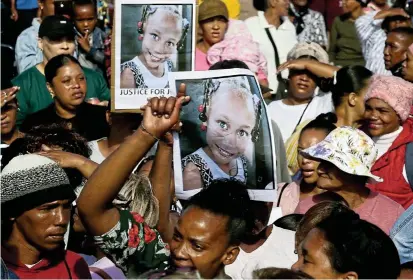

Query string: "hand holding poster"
[112, 0, 196, 111]
[169, 69, 277, 202]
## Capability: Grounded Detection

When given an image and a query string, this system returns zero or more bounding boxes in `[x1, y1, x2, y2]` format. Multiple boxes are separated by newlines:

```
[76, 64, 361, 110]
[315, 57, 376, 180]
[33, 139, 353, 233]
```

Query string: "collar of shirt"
[257, 11, 292, 30]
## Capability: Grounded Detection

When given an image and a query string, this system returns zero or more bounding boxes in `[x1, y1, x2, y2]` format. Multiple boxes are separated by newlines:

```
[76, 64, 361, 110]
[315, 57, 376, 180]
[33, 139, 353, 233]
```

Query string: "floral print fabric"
[93, 210, 170, 277]
[302, 126, 382, 182]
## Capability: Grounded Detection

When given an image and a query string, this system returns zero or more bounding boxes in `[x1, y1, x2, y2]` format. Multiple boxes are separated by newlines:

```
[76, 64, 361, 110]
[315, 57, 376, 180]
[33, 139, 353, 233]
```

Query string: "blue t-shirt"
[16, 0, 38, 10]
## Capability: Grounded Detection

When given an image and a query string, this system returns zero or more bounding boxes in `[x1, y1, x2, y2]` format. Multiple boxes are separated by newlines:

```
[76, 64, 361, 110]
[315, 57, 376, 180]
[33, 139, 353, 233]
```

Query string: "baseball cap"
[39, 15, 75, 41]
[198, 0, 229, 22]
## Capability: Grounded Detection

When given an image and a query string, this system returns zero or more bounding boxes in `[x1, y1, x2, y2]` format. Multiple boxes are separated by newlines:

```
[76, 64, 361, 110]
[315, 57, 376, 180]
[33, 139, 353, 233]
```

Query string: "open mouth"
[215, 144, 235, 158]
[302, 169, 315, 177]
[148, 51, 163, 63]
[72, 91, 84, 99]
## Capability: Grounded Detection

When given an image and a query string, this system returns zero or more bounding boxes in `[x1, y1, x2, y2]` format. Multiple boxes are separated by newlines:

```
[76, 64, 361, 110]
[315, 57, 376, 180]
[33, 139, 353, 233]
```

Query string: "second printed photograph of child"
[170, 69, 277, 202]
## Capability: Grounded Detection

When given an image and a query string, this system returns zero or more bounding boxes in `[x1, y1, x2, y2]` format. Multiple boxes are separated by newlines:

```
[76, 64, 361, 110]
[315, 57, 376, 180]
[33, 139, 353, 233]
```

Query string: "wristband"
[140, 123, 160, 141]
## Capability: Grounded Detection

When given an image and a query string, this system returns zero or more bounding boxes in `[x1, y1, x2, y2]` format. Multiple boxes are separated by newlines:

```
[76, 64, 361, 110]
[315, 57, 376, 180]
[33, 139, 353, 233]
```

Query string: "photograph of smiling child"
[120, 3, 192, 89]
[169, 70, 277, 202]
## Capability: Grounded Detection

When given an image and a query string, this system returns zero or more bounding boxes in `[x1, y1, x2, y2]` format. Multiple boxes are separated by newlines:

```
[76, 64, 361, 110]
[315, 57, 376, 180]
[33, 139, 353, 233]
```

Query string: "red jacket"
[368, 118, 413, 209]
[2, 247, 91, 279]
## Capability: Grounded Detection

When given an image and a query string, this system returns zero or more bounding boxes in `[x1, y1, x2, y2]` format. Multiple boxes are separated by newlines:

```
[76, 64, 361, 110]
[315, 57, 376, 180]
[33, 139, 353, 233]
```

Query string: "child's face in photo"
[206, 88, 256, 165]
[74, 4, 97, 35]
[141, 9, 182, 69]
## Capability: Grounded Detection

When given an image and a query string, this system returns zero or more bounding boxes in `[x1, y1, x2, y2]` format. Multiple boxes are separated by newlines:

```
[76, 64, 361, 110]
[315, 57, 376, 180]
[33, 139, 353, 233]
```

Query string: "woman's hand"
[1, 86, 19, 108]
[140, 83, 190, 139]
[277, 60, 309, 73]
[38, 150, 87, 169]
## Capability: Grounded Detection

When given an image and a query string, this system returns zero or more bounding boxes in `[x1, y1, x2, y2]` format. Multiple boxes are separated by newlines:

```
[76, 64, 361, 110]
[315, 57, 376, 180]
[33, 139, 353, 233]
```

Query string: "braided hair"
[137, 5, 190, 50]
[199, 76, 262, 143]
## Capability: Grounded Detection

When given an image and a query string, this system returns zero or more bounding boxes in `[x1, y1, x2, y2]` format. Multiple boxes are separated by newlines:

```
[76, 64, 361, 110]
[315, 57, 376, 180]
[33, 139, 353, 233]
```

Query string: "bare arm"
[278, 59, 340, 79]
[183, 162, 203, 191]
[149, 141, 173, 242]
[78, 92, 189, 236]
[120, 68, 136, 88]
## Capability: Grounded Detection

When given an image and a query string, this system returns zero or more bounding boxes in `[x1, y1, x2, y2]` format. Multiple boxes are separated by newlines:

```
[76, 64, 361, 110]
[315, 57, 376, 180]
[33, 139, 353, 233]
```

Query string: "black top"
[21, 102, 109, 141]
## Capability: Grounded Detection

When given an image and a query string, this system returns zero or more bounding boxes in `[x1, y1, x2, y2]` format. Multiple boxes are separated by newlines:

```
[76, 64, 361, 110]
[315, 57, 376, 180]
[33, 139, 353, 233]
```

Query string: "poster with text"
[170, 69, 277, 202]
[112, 0, 196, 112]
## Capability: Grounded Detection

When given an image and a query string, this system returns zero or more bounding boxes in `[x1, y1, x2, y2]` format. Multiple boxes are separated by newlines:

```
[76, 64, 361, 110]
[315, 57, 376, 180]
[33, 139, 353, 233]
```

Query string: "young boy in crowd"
[73, 0, 106, 75]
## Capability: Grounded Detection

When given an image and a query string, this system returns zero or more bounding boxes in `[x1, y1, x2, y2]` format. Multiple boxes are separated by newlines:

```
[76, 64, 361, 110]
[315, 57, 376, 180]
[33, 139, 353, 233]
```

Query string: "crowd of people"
[1, 0, 413, 279]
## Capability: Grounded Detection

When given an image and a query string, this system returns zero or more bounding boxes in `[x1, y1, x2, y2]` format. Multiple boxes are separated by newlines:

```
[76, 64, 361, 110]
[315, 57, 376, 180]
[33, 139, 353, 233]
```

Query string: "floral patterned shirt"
[296, 9, 328, 48]
[93, 210, 170, 277]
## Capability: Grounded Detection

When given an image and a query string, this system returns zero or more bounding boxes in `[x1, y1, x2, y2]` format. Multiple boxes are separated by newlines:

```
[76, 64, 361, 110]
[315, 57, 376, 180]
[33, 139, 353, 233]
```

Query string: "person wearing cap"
[402, 42, 413, 81]
[329, 0, 366, 67]
[195, 0, 229, 70]
[1, 154, 91, 278]
[245, 0, 297, 93]
[356, 5, 412, 75]
[266, 42, 335, 143]
[364, 75, 413, 209]
[12, 15, 110, 127]
[15, 0, 55, 74]
[295, 126, 405, 235]
[198, 0, 240, 19]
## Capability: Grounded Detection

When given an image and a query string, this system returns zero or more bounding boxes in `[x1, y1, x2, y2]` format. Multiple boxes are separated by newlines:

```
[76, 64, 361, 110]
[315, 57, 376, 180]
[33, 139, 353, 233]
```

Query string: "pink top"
[277, 181, 300, 216]
[195, 48, 210, 71]
[294, 191, 405, 235]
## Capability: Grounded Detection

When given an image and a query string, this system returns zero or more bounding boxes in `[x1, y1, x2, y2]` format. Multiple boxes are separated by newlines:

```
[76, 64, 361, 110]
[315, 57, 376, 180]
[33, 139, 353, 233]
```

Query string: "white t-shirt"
[245, 12, 297, 93]
[225, 225, 297, 279]
[267, 92, 334, 142]
[90, 257, 126, 279]
[89, 138, 106, 164]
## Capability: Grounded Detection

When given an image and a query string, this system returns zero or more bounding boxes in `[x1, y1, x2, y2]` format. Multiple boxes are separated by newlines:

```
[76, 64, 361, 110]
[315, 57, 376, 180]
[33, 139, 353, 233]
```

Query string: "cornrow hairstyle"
[137, 5, 190, 51]
[199, 77, 262, 142]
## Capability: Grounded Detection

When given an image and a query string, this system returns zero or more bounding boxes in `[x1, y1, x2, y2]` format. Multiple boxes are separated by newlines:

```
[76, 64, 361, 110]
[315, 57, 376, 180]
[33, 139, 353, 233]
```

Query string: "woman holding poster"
[182, 77, 262, 190]
[120, 5, 190, 89]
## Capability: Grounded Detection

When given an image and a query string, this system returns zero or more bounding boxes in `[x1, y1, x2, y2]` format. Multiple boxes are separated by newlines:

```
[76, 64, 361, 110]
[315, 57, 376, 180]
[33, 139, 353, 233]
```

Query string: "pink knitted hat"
[365, 75, 413, 122]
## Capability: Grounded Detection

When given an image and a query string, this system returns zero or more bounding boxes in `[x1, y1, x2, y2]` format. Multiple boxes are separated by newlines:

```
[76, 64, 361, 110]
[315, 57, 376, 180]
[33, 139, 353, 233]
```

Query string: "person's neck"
[101, 128, 133, 157]
[350, 7, 364, 21]
[264, 8, 282, 28]
[2, 129, 22, 145]
[335, 184, 370, 209]
[197, 40, 213, 53]
[55, 101, 76, 119]
[283, 96, 312, 105]
[240, 225, 273, 253]
[4, 232, 43, 265]
[335, 105, 360, 127]
[300, 180, 322, 199]
[36, 61, 47, 75]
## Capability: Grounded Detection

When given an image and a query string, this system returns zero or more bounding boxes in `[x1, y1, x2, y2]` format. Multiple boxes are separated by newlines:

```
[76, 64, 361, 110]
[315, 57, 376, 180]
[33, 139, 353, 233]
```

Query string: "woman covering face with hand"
[20, 54, 109, 141]
[364, 75, 413, 209]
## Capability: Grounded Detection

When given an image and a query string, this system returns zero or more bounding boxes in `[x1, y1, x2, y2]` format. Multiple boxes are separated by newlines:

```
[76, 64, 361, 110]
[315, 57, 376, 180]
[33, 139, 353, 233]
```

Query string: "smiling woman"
[20, 54, 109, 141]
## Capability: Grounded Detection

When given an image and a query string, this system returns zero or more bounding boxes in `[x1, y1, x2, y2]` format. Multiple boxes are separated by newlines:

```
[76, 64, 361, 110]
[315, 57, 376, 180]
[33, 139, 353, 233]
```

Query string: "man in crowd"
[356, 6, 412, 75]
[1, 154, 91, 278]
[15, 0, 55, 73]
[384, 27, 413, 76]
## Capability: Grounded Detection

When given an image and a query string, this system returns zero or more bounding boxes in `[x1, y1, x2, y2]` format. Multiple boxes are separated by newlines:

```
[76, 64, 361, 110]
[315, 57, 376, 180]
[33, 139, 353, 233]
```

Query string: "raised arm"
[77, 92, 189, 236]
[277, 59, 340, 79]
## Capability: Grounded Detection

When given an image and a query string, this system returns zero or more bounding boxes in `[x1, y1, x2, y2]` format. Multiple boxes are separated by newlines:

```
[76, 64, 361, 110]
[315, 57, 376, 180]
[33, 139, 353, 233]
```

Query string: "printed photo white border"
[169, 69, 278, 202]
[112, 0, 196, 112]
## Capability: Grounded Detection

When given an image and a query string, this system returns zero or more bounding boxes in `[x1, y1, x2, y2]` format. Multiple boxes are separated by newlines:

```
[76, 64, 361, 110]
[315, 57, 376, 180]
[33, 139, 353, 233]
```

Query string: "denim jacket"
[390, 204, 413, 264]
[15, 18, 43, 74]
[75, 27, 106, 74]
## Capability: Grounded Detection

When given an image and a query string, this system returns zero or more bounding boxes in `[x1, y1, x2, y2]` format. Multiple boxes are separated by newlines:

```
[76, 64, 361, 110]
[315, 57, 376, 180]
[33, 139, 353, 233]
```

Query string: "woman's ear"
[46, 82, 55, 98]
[38, 38, 44, 52]
[342, 271, 358, 279]
[348, 92, 357, 107]
[222, 246, 240, 266]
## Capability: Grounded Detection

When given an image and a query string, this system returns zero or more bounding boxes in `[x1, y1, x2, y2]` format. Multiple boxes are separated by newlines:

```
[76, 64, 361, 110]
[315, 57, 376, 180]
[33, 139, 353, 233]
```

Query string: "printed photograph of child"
[169, 69, 277, 202]
[113, 0, 195, 111]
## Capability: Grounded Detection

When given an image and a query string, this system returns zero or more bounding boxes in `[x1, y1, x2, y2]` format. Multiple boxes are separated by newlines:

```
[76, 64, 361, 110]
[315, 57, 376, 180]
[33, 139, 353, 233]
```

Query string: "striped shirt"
[355, 11, 392, 75]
